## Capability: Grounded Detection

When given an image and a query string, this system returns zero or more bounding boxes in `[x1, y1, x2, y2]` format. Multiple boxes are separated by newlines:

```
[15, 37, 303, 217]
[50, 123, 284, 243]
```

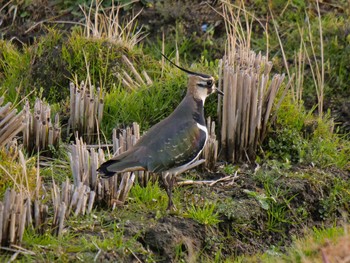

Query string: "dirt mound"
[111, 167, 350, 262]
[138, 216, 205, 262]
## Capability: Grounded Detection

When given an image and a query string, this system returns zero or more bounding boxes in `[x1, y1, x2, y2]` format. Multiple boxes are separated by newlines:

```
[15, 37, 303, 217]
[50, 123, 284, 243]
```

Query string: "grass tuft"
[80, 0, 146, 49]
[129, 181, 168, 210]
[186, 202, 221, 226]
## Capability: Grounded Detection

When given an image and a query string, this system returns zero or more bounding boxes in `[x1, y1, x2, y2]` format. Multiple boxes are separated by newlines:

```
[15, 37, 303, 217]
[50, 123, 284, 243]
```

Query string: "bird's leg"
[162, 172, 177, 211]
[166, 180, 174, 210]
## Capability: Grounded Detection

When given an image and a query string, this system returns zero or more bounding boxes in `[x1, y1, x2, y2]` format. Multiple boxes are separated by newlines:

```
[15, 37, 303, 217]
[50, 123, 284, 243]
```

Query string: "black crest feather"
[161, 53, 211, 78]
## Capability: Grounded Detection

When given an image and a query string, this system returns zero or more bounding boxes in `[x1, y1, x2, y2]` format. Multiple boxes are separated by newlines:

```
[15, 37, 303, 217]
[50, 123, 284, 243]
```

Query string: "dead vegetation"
[0, 0, 349, 262]
[0, 97, 26, 148]
[23, 99, 61, 154]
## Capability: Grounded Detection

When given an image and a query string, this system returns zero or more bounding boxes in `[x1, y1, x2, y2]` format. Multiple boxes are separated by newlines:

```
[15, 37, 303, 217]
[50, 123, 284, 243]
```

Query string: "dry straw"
[68, 127, 140, 209]
[0, 97, 26, 148]
[218, 2, 290, 163]
[23, 98, 61, 153]
[80, 0, 152, 90]
[0, 147, 49, 246]
[67, 81, 104, 144]
[116, 55, 153, 90]
[219, 47, 287, 163]
[51, 178, 96, 236]
[0, 188, 48, 247]
[80, 0, 146, 49]
[202, 116, 218, 171]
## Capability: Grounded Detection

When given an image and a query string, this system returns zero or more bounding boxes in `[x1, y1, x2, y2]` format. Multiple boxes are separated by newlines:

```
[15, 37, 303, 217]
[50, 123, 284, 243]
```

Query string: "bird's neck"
[192, 98, 205, 125]
[187, 88, 207, 104]
[173, 94, 206, 125]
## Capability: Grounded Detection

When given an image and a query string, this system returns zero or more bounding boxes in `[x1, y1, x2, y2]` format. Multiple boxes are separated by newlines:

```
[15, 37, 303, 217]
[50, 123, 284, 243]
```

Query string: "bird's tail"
[97, 157, 145, 178]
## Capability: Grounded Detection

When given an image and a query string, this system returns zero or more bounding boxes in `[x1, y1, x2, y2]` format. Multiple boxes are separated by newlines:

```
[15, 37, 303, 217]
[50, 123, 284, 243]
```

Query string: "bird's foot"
[166, 203, 177, 212]
[166, 197, 177, 212]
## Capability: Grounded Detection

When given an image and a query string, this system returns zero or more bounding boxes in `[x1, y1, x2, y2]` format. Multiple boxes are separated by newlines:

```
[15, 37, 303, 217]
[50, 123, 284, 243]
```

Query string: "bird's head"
[187, 74, 217, 103]
[161, 54, 223, 103]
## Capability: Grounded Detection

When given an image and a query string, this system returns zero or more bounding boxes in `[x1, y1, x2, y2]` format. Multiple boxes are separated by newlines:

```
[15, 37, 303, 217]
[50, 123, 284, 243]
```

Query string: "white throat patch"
[196, 88, 208, 104]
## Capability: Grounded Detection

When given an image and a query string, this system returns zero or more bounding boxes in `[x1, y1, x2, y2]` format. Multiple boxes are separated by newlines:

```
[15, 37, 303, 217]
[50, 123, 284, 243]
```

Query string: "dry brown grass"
[321, 234, 350, 263]
[270, 0, 325, 116]
[0, 97, 26, 148]
[80, 0, 146, 49]
[218, 2, 290, 163]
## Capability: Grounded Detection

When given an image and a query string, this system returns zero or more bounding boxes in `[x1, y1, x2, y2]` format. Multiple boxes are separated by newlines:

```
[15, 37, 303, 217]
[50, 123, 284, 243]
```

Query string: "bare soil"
[84, 167, 349, 262]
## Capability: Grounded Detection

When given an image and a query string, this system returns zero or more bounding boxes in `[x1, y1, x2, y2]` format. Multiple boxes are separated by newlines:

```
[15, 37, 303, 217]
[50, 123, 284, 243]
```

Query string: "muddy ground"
[70, 166, 349, 262]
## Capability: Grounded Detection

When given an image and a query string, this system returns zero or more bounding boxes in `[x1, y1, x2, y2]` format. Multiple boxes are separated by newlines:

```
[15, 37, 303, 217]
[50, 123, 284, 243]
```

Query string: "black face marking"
[197, 78, 214, 89]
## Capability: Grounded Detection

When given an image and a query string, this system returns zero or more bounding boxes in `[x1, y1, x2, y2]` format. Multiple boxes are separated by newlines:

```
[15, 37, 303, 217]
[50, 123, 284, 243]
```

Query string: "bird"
[98, 54, 223, 210]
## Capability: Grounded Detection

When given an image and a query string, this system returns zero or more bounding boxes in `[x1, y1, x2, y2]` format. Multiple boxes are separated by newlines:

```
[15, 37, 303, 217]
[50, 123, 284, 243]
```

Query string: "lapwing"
[98, 55, 223, 209]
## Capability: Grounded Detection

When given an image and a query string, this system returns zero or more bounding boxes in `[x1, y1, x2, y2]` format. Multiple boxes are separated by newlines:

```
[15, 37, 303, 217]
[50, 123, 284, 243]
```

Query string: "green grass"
[186, 202, 221, 226]
[129, 181, 168, 210]
[101, 69, 186, 135]
[0, 40, 31, 103]
[237, 225, 347, 263]
[220, 164, 238, 175]
[16, 223, 124, 262]
[0, 1, 350, 262]
[7, 212, 152, 262]
[263, 94, 350, 170]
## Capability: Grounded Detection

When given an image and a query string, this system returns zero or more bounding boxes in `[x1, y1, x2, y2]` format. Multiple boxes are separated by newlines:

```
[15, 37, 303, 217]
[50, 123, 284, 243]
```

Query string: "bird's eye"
[207, 80, 213, 86]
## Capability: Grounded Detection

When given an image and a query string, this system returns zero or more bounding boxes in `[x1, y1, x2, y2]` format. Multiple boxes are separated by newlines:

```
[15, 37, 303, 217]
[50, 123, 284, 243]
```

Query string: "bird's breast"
[195, 122, 208, 147]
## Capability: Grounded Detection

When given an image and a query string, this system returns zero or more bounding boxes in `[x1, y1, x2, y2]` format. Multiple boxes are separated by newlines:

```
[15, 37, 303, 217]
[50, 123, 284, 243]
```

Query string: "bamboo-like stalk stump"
[69, 134, 136, 208]
[219, 47, 285, 163]
[202, 117, 218, 170]
[0, 189, 48, 246]
[51, 178, 96, 236]
[116, 55, 153, 90]
[23, 99, 61, 154]
[0, 97, 26, 148]
[68, 81, 105, 144]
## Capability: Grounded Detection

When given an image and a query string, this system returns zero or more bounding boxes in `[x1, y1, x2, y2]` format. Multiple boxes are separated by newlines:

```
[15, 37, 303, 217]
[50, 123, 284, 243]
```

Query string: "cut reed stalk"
[116, 55, 153, 90]
[69, 129, 139, 208]
[219, 47, 285, 162]
[219, 2, 289, 162]
[67, 81, 104, 144]
[0, 188, 48, 246]
[202, 117, 218, 170]
[23, 99, 61, 154]
[0, 98, 26, 149]
[122, 55, 145, 86]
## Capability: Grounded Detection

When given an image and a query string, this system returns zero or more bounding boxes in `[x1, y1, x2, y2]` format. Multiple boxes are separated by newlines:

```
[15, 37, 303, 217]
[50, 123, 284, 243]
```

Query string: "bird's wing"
[141, 118, 207, 173]
[98, 111, 206, 175]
